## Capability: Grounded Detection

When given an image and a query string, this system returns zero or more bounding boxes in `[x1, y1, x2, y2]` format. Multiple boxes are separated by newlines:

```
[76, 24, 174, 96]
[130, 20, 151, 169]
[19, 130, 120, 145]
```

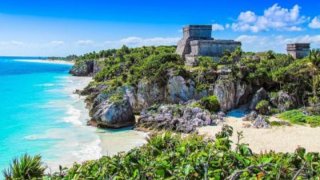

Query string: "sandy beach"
[14, 59, 74, 65]
[97, 128, 148, 156]
[66, 76, 147, 159]
[44, 75, 148, 172]
[198, 114, 320, 153]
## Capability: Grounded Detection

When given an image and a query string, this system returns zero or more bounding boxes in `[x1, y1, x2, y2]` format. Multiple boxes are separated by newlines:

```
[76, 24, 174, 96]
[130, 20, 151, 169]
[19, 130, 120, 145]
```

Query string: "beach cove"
[0, 58, 147, 173]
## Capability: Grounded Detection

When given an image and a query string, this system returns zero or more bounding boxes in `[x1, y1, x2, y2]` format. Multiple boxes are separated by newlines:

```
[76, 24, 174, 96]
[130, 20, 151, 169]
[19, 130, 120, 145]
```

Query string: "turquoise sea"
[0, 57, 101, 174]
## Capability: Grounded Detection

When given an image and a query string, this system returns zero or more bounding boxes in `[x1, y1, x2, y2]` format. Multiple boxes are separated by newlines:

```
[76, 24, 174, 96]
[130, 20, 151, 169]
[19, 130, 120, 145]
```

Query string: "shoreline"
[44, 75, 101, 172]
[14, 59, 74, 65]
[48, 75, 148, 170]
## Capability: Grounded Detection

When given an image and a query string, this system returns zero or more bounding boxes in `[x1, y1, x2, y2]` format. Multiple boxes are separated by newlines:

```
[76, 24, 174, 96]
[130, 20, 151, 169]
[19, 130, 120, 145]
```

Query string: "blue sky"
[0, 0, 319, 56]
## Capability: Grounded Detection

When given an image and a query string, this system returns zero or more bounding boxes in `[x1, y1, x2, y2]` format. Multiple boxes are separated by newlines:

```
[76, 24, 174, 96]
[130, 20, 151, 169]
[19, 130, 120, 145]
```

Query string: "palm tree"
[3, 154, 46, 180]
[309, 49, 320, 67]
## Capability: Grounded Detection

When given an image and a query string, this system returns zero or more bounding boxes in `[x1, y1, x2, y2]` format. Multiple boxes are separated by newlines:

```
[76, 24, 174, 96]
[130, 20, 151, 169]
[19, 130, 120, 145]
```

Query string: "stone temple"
[287, 43, 310, 59]
[176, 25, 241, 66]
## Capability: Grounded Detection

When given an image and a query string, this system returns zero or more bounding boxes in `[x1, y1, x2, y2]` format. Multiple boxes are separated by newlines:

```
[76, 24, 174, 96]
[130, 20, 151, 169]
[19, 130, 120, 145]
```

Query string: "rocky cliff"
[70, 45, 304, 131]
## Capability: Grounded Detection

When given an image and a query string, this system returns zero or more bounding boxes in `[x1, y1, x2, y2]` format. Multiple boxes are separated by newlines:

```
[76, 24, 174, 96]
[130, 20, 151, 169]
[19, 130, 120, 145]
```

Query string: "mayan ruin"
[176, 25, 241, 66]
[287, 43, 311, 59]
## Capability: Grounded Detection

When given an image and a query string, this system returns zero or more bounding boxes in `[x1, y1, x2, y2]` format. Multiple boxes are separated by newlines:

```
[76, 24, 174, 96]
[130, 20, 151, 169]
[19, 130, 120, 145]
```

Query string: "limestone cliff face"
[70, 60, 94, 76]
[125, 76, 207, 113]
[81, 72, 253, 128]
[70, 59, 103, 76]
[167, 76, 197, 103]
[91, 97, 135, 128]
[74, 63, 254, 128]
[214, 75, 252, 112]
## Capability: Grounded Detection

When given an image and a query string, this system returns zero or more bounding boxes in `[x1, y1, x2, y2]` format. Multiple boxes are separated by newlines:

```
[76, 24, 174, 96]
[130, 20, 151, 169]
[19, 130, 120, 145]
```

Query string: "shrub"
[256, 100, 270, 115]
[3, 154, 45, 180]
[199, 96, 220, 112]
[279, 110, 307, 124]
[279, 109, 320, 127]
[47, 126, 320, 179]
[5, 127, 320, 179]
[198, 56, 217, 69]
[305, 116, 320, 127]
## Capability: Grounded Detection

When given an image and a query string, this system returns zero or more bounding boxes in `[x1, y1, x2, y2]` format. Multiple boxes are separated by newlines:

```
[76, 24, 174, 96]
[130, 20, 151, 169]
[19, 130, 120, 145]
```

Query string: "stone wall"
[190, 40, 241, 57]
[287, 43, 310, 59]
[183, 25, 212, 40]
[176, 25, 213, 58]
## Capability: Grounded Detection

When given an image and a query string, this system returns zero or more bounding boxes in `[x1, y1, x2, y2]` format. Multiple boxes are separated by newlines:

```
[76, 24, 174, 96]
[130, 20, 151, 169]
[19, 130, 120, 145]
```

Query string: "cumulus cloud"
[232, 4, 307, 32]
[212, 24, 225, 31]
[309, 17, 320, 29]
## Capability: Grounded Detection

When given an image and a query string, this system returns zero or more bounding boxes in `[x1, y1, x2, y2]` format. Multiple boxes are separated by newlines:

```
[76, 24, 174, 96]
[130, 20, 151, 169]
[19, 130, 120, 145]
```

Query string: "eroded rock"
[249, 88, 268, 110]
[70, 60, 94, 76]
[270, 91, 296, 112]
[92, 97, 135, 128]
[137, 104, 217, 133]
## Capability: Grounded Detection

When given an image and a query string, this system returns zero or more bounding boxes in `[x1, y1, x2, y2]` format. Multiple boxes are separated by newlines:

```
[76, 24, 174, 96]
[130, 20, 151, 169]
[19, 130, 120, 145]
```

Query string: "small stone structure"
[287, 43, 310, 59]
[176, 25, 241, 66]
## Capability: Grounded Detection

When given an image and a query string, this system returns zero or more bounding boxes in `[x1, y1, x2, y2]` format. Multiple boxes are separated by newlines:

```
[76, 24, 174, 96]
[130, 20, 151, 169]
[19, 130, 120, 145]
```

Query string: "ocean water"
[0, 57, 101, 173]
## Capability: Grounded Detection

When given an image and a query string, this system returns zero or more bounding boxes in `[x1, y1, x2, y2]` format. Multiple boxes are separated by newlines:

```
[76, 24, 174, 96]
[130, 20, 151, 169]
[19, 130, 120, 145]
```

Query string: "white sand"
[98, 128, 148, 156]
[198, 115, 320, 153]
[14, 59, 74, 65]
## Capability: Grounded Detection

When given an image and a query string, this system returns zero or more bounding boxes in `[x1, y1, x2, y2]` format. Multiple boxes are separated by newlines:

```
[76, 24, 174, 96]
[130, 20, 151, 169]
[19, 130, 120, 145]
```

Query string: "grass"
[278, 109, 320, 127]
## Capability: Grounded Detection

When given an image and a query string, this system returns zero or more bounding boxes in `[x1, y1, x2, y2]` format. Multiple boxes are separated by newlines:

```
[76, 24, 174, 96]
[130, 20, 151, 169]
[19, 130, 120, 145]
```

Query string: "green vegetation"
[5, 126, 320, 179]
[3, 154, 45, 180]
[198, 56, 218, 69]
[59, 46, 320, 179]
[73, 45, 320, 110]
[256, 100, 270, 115]
[92, 45, 180, 86]
[279, 109, 320, 127]
[199, 95, 220, 112]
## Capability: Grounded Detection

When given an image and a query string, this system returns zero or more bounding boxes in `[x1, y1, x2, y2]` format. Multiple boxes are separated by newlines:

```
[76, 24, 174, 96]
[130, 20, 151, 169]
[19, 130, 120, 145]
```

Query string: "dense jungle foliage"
[78, 45, 320, 110]
[4, 125, 320, 179]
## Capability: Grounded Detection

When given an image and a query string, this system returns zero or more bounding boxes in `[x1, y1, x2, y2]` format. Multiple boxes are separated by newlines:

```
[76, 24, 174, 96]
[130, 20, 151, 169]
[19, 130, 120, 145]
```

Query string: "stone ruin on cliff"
[287, 43, 310, 59]
[176, 25, 241, 66]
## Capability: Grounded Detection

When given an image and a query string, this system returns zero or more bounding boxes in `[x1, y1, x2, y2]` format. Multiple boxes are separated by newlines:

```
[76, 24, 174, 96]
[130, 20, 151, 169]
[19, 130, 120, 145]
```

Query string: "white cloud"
[236, 34, 320, 53]
[0, 40, 24, 46]
[283, 35, 320, 45]
[235, 35, 259, 43]
[212, 23, 225, 31]
[232, 4, 307, 32]
[118, 36, 179, 46]
[309, 17, 320, 29]
[76, 40, 94, 46]
[50, 40, 64, 46]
